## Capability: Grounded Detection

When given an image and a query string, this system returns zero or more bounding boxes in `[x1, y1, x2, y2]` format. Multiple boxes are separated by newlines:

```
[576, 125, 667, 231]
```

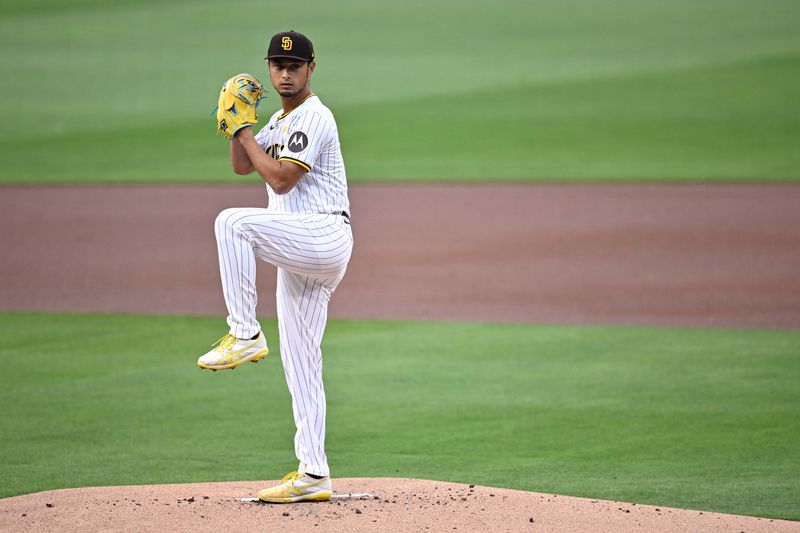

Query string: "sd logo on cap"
[266, 30, 315, 62]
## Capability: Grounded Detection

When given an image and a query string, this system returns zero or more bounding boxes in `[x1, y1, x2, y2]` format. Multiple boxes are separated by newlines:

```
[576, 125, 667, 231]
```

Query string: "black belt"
[335, 211, 350, 219]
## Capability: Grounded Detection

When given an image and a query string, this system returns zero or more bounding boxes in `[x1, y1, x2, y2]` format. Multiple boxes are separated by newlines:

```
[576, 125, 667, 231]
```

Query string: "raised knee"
[215, 208, 244, 237]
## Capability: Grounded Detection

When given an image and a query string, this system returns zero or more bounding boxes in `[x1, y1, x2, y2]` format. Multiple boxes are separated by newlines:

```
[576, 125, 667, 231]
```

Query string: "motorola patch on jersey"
[287, 131, 309, 153]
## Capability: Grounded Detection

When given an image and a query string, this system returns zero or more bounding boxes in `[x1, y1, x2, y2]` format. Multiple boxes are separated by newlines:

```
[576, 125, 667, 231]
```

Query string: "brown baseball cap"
[265, 30, 315, 62]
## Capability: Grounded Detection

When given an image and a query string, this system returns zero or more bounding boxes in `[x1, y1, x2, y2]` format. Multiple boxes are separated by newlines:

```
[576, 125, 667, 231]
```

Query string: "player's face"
[268, 59, 315, 97]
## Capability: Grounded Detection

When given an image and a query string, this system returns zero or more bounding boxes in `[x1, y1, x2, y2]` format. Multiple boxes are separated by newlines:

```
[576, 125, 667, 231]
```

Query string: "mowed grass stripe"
[1, 312, 798, 520]
[0, 0, 798, 182]
[2, 53, 798, 183]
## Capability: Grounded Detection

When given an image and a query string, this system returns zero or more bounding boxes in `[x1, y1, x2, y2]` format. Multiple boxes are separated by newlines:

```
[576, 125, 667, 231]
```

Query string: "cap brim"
[265, 54, 314, 61]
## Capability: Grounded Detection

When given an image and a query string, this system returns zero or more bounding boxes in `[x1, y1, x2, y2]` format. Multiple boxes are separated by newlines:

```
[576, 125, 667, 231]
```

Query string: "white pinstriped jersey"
[254, 94, 349, 215]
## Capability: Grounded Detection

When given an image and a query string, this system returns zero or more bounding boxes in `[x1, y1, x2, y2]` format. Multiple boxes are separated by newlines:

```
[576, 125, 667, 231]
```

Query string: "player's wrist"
[232, 124, 254, 140]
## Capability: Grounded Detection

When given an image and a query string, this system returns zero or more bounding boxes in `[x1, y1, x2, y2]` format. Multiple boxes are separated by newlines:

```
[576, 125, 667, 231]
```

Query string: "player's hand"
[212, 73, 267, 140]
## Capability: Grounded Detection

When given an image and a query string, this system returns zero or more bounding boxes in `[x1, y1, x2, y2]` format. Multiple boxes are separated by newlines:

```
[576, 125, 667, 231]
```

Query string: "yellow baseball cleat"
[258, 471, 332, 503]
[197, 332, 268, 370]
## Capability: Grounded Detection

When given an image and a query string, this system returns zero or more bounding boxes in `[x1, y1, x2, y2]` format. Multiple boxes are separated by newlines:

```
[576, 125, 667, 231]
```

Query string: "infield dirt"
[1, 183, 799, 328]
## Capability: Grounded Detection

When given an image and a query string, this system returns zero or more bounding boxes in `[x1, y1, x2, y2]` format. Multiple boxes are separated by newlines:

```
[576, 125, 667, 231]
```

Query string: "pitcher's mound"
[1, 478, 794, 532]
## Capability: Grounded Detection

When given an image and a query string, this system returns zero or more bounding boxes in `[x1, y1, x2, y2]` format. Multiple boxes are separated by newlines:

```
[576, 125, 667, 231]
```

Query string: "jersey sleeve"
[278, 110, 332, 172]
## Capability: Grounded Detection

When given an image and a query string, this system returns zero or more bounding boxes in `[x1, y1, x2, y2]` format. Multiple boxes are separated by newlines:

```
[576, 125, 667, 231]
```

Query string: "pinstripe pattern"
[214, 95, 352, 477]
[255, 95, 349, 216]
[215, 209, 352, 477]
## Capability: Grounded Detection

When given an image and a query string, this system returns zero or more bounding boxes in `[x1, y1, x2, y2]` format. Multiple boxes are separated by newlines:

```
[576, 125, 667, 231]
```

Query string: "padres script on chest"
[255, 95, 349, 215]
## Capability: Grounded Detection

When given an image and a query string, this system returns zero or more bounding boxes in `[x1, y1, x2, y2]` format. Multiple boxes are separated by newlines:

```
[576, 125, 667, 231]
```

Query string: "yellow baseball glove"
[213, 73, 267, 139]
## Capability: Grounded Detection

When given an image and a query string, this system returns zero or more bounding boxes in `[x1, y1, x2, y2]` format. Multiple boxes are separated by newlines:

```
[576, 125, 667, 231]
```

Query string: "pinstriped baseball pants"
[215, 208, 353, 477]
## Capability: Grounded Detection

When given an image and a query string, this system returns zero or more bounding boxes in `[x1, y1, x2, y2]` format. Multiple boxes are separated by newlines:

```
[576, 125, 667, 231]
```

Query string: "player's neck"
[280, 87, 313, 115]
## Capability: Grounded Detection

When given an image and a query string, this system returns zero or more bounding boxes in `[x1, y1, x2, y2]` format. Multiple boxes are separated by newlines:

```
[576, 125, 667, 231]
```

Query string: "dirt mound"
[1, 478, 794, 532]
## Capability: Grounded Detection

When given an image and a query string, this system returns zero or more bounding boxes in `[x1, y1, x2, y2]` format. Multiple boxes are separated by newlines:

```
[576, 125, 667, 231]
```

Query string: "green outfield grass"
[0, 0, 798, 183]
[1, 312, 798, 520]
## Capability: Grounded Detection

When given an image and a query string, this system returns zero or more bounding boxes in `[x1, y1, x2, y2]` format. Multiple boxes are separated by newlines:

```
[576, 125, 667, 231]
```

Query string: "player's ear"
[308, 61, 316, 76]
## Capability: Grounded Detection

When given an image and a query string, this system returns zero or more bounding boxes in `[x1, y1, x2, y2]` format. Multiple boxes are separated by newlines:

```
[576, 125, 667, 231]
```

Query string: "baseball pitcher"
[198, 30, 353, 503]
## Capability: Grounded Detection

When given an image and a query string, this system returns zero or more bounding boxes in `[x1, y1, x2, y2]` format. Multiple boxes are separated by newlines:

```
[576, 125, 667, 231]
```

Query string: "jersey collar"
[277, 93, 316, 121]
